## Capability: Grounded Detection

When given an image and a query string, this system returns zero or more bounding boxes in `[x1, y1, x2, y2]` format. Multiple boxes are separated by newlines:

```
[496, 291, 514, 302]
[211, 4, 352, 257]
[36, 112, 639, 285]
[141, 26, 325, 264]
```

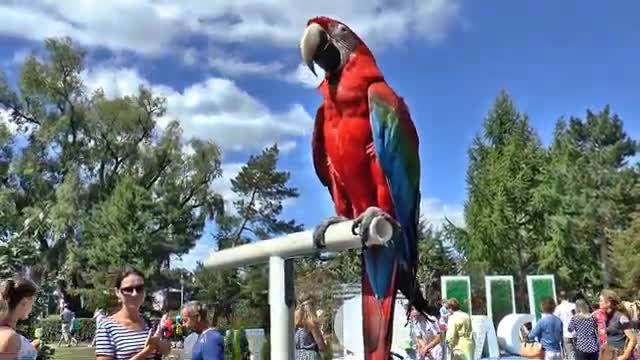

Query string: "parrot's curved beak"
[300, 23, 328, 77]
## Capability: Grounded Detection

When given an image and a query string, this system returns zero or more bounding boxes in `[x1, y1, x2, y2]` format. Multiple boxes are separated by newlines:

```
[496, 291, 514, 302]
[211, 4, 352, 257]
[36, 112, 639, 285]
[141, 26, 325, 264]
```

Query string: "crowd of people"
[401, 298, 475, 360]
[0, 269, 226, 360]
[391, 288, 640, 360]
[524, 290, 638, 360]
[0, 271, 639, 360]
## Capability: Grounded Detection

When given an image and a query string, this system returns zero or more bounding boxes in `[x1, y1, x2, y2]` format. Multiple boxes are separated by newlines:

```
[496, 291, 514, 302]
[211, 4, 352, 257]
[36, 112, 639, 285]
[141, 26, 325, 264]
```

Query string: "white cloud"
[0, 0, 463, 55]
[208, 56, 285, 77]
[182, 48, 199, 67]
[0, 109, 18, 134]
[82, 67, 151, 98]
[10, 49, 31, 65]
[213, 163, 244, 209]
[420, 197, 464, 229]
[284, 63, 325, 89]
[81, 66, 313, 152]
[182, 47, 323, 87]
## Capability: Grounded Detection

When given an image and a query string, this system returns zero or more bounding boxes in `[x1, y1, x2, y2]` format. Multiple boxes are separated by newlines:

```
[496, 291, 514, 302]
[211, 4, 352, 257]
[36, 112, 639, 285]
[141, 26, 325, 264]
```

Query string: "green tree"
[416, 221, 459, 304]
[613, 209, 640, 294]
[540, 107, 638, 290]
[458, 91, 547, 309]
[191, 145, 302, 329]
[0, 37, 224, 290]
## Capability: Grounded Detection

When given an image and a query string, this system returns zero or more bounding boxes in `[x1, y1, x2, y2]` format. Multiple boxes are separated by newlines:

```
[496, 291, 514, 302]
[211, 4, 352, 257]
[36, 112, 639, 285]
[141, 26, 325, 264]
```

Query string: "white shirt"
[411, 318, 443, 360]
[554, 300, 576, 338]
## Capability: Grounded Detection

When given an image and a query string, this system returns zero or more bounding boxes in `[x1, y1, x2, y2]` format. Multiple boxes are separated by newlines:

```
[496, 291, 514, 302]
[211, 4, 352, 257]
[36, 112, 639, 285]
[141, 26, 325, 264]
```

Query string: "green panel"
[489, 279, 514, 326]
[446, 279, 471, 314]
[531, 278, 554, 320]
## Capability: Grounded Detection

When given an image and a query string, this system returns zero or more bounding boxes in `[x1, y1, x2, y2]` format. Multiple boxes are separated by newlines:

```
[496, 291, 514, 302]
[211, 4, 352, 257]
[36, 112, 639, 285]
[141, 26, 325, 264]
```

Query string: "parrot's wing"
[368, 82, 421, 269]
[312, 103, 331, 188]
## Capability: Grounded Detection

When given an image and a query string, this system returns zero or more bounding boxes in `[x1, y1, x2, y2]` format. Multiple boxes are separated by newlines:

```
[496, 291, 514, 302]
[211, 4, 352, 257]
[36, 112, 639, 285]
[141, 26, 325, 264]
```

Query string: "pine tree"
[541, 107, 638, 290]
[191, 145, 302, 329]
[460, 91, 547, 309]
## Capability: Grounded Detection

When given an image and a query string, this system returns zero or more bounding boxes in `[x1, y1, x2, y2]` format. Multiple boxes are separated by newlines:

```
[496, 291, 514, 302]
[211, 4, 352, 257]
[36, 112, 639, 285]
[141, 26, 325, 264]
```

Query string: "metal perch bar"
[204, 215, 395, 360]
[204, 216, 395, 269]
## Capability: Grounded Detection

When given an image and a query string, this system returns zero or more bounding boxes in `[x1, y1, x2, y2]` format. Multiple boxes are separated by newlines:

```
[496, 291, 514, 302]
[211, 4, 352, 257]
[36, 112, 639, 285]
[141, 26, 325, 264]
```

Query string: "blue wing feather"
[367, 85, 420, 276]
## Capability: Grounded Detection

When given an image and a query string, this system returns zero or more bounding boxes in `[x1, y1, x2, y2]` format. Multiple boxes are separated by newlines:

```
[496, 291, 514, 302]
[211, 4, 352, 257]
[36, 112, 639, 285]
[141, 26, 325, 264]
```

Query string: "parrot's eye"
[335, 24, 347, 34]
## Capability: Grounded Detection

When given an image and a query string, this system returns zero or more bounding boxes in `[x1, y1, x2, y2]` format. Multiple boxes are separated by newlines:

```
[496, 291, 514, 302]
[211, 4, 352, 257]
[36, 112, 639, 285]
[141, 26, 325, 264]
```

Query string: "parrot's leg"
[312, 216, 349, 249]
[351, 206, 400, 250]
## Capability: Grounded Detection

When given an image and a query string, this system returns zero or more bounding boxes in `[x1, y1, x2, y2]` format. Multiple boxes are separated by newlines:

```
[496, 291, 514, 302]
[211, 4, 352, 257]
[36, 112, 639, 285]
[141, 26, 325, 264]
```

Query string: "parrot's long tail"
[361, 251, 399, 360]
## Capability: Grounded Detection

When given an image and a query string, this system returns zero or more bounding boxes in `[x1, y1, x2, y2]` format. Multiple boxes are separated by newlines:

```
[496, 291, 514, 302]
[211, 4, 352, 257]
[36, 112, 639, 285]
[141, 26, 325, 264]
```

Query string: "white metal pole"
[269, 256, 295, 360]
[180, 274, 184, 307]
[205, 216, 394, 269]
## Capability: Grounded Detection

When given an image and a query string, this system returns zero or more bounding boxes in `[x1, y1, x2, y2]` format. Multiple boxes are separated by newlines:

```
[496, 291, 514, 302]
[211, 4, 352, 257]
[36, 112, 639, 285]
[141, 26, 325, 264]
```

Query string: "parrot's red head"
[300, 16, 371, 78]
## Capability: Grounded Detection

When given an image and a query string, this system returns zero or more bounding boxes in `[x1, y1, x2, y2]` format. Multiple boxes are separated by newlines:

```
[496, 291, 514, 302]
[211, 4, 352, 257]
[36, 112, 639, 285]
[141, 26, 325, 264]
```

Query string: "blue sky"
[0, 1, 638, 270]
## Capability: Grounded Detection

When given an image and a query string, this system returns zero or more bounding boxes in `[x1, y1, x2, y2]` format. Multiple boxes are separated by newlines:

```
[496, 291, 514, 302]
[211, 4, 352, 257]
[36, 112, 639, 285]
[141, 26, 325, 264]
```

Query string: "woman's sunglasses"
[119, 285, 145, 295]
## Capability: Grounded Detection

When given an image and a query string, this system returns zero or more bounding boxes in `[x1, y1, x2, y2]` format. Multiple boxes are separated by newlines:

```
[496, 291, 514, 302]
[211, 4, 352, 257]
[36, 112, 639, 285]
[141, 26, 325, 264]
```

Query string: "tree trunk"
[600, 236, 611, 288]
[516, 271, 528, 313]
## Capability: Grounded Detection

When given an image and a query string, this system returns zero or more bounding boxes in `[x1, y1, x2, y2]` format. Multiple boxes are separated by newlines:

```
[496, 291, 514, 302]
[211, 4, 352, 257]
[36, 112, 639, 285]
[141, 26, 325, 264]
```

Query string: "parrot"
[300, 16, 433, 360]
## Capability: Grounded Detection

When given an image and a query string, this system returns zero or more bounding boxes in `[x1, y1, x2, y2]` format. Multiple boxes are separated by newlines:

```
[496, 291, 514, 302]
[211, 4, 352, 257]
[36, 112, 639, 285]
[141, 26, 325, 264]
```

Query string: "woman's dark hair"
[0, 278, 37, 311]
[541, 297, 556, 313]
[114, 267, 145, 289]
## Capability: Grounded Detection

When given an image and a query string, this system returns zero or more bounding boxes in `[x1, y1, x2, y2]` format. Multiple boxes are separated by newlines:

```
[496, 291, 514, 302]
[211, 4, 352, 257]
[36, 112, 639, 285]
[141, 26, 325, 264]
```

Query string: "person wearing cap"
[445, 298, 475, 360]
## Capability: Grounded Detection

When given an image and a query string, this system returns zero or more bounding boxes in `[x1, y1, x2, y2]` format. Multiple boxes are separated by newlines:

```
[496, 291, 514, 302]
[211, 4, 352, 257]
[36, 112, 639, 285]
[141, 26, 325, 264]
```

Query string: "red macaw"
[301, 16, 431, 360]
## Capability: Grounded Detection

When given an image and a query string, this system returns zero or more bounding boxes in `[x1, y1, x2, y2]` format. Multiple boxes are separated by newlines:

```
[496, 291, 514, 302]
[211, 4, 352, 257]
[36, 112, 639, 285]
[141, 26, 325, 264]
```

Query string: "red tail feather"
[361, 263, 399, 360]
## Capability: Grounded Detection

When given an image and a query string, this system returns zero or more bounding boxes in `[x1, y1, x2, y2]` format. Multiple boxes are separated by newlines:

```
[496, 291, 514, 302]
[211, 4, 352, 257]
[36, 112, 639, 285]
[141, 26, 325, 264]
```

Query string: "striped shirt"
[95, 317, 155, 359]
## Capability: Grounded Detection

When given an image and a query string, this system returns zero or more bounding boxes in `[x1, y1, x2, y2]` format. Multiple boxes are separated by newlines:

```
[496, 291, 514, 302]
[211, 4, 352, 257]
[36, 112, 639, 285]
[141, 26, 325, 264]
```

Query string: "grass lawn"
[52, 345, 184, 359]
[52, 346, 93, 360]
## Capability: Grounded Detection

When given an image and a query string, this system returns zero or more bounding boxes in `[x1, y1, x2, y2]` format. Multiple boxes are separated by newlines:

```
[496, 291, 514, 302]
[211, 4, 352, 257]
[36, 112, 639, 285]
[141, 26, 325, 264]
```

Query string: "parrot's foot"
[312, 216, 349, 250]
[351, 206, 399, 250]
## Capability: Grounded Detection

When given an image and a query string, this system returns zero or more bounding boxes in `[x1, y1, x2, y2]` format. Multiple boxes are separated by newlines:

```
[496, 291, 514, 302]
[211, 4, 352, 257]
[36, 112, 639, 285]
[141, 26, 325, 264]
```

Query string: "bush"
[223, 328, 251, 360]
[224, 329, 234, 359]
[233, 327, 250, 360]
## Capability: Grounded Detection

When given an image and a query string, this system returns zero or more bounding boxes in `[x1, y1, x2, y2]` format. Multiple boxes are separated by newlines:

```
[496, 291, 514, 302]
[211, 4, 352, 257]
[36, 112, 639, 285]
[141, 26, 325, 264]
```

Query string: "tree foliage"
[0, 37, 223, 289]
[191, 145, 302, 328]
[613, 207, 640, 294]
[538, 108, 638, 291]
[457, 91, 547, 307]
[416, 221, 459, 303]
[453, 91, 639, 300]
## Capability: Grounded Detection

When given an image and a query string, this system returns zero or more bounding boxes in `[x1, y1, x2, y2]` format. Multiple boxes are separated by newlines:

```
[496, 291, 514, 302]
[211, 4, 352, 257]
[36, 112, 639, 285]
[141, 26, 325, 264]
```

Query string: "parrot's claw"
[351, 206, 399, 250]
[313, 216, 349, 250]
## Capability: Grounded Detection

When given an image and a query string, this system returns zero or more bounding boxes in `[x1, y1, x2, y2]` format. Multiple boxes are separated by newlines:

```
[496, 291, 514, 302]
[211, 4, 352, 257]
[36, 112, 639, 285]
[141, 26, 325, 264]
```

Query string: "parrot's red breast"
[313, 48, 395, 218]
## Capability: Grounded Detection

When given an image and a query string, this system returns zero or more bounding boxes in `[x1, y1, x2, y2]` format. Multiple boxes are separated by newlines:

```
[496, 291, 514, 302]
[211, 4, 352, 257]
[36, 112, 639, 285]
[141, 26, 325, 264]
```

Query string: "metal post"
[269, 256, 295, 360]
[180, 273, 184, 307]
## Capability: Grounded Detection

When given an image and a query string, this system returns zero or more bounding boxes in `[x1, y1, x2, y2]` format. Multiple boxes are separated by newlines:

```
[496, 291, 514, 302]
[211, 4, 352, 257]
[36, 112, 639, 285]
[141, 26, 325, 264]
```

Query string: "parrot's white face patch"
[300, 20, 360, 77]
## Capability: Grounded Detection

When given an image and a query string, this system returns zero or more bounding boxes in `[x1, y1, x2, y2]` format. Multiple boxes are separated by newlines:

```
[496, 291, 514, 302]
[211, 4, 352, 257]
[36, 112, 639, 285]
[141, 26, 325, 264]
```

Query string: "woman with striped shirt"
[95, 268, 171, 360]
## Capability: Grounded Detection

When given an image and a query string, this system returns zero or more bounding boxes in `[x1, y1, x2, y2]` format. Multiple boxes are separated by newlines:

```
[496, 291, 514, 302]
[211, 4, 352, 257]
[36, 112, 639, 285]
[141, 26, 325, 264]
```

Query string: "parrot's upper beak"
[300, 23, 329, 77]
